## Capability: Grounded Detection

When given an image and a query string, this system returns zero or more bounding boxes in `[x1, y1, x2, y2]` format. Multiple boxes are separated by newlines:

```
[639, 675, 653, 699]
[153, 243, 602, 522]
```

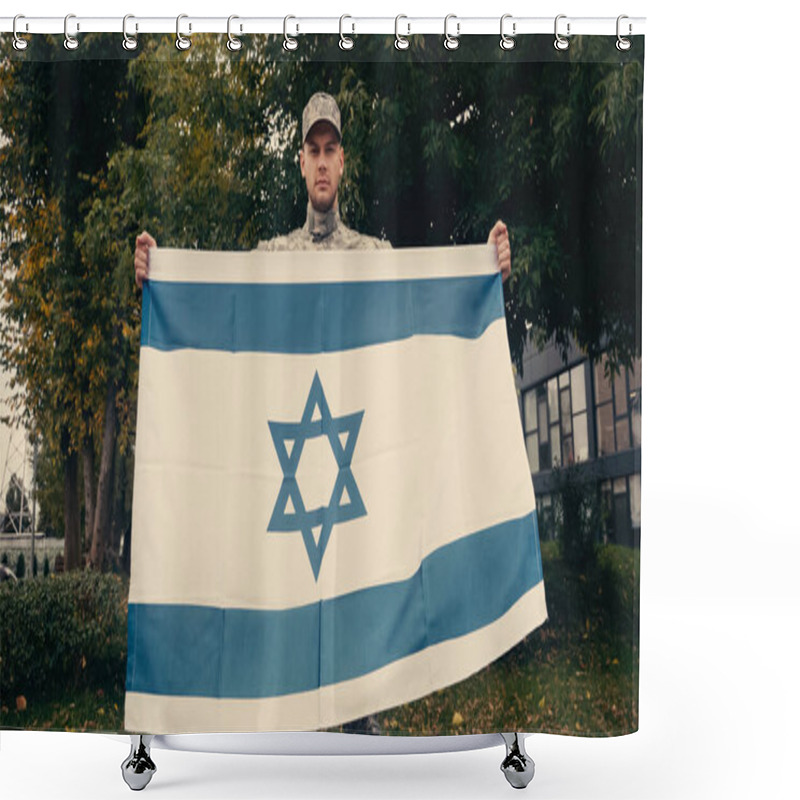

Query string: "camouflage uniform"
[257, 91, 390, 254]
[257, 202, 391, 252]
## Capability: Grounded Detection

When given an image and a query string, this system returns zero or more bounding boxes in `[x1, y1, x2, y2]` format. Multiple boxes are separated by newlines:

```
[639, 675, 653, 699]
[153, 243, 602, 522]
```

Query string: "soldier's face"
[300, 123, 344, 213]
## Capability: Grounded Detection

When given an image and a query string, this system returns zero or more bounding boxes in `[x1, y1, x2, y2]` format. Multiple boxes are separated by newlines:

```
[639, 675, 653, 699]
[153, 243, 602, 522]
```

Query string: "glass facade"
[599, 474, 640, 546]
[522, 352, 641, 547]
[522, 362, 591, 472]
[594, 353, 642, 456]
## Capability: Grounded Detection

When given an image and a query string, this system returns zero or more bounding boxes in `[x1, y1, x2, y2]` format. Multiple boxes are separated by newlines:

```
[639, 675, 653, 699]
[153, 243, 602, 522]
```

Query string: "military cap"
[302, 92, 342, 143]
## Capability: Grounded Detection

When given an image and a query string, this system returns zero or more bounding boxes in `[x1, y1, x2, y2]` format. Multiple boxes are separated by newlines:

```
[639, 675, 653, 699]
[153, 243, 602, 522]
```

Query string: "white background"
[3, 1, 799, 798]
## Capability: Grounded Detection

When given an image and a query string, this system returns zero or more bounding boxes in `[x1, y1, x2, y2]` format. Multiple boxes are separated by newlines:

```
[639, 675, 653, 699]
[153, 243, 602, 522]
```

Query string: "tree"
[119, 34, 642, 377]
[1, 33, 642, 572]
[0, 37, 145, 570]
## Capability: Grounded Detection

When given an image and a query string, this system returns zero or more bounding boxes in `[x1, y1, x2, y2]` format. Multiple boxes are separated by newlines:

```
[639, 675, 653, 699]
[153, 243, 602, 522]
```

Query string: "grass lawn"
[2, 686, 125, 732]
[2, 543, 638, 736]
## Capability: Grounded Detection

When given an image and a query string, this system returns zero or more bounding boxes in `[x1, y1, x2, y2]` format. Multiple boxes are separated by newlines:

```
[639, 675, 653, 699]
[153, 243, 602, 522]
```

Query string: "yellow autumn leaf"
[16, 695, 27, 712]
[81, 655, 87, 670]
[538, 696, 546, 709]
[452, 711, 464, 727]
[575, 721, 582, 731]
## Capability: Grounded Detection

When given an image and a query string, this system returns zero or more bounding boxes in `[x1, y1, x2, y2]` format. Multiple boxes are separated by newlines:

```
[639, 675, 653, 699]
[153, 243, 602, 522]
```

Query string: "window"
[599, 474, 640, 547]
[629, 473, 641, 529]
[594, 353, 642, 455]
[522, 361, 591, 474]
[536, 493, 555, 541]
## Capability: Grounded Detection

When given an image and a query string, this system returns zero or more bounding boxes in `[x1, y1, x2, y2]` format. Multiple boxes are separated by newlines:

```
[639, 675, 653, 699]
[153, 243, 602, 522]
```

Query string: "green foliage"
[0, 571, 128, 701]
[43, 555, 50, 577]
[551, 462, 604, 571]
[28, 436, 64, 539]
[1, 33, 642, 565]
[0, 552, 7, 566]
[0, 38, 145, 567]
[15, 553, 25, 579]
[115, 34, 642, 377]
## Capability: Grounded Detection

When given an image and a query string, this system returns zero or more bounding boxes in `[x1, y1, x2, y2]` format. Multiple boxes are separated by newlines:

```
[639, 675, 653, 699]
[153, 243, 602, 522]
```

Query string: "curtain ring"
[12, 15, 28, 51]
[554, 14, 570, 51]
[443, 14, 460, 51]
[64, 13, 79, 51]
[122, 14, 138, 51]
[394, 15, 410, 51]
[176, 14, 191, 50]
[283, 15, 299, 51]
[499, 14, 516, 50]
[616, 14, 632, 51]
[339, 15, 355, 50]
[227, 15, 242, 51]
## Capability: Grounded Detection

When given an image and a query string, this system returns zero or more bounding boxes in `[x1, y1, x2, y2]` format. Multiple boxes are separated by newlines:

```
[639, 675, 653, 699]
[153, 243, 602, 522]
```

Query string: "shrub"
[0, 571, 128, 700]
[1, 552, 8, 566]
[33, 554, 38, 577]
[43, 555, 50, 577]
[551, 462, 602, 571]
[15, 553, 25, 580]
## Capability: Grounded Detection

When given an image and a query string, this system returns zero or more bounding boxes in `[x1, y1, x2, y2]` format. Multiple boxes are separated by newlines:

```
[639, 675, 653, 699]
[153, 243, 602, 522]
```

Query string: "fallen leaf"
[452, 711, 464, 727]
[16, 696, 27, 712]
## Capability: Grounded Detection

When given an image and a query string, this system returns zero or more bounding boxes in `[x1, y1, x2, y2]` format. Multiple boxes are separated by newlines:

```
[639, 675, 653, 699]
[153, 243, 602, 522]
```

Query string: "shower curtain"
[0, 29, 643, 739]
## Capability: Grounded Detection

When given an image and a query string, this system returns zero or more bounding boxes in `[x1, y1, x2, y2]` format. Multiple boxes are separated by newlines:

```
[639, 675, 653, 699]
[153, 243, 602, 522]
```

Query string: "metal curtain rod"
[0, 15, 646, 37]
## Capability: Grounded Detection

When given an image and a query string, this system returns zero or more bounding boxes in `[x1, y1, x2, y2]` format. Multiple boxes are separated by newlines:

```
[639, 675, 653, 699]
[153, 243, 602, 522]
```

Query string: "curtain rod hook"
[500, 14, 516, 51]
[227, 15, 242, 51]
[616, 15, 632, 51]
[13, 14, 29, 51]
[64, 13, 79, 51]
[554, 14, 570, 51]
[395, 15, 410, 51]
[176, 13, 191, 51]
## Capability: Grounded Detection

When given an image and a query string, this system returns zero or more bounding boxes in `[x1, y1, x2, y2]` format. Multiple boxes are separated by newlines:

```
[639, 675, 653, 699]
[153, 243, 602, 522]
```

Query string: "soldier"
[135, 92, 511, 284]
[133, 93, 511, 735]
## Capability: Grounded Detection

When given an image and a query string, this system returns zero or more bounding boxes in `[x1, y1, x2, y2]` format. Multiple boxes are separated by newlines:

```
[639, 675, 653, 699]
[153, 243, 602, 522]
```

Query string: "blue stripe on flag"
[141, 274, 503, 353]
[126, 511, 543, 699]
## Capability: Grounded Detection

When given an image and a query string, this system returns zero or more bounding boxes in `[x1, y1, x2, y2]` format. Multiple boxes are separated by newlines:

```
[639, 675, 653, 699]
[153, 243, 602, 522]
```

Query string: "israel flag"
[124, 245, 547, 733]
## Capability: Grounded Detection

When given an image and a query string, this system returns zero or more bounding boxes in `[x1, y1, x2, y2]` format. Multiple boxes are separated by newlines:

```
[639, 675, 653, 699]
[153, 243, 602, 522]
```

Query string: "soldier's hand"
[134, 231, 157, 289]
[488, 220, 511, 282]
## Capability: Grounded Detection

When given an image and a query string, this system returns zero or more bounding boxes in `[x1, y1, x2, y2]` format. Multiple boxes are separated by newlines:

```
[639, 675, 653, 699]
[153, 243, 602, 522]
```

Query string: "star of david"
[267, 371, 366, 580]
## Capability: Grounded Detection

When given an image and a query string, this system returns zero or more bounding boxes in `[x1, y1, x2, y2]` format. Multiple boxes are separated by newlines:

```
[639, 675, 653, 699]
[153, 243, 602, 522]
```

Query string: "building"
[516, 334, 641, 548]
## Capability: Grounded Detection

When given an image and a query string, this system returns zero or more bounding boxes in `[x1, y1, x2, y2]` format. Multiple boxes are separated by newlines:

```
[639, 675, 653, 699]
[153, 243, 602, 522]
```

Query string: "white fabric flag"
[124, 245, 547, 733]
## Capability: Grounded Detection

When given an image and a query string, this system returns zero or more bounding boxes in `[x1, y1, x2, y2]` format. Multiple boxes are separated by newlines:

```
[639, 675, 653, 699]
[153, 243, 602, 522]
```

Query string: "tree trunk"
[121, 524, 132, 576]
[62, 428, 81, 571]
[89, 381, 117, 571]
[81, 433, 96, 559]
[110, 448, 128, 571]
